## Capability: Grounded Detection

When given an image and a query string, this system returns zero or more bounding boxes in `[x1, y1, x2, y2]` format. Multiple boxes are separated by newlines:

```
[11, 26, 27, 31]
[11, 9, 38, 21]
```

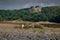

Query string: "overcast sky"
[0, 0, 60, 9]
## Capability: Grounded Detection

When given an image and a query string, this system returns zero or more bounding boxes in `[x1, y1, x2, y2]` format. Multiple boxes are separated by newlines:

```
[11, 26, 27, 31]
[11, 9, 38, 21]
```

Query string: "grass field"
[0, 22, 60, 40]
[0, 21, 60, 34]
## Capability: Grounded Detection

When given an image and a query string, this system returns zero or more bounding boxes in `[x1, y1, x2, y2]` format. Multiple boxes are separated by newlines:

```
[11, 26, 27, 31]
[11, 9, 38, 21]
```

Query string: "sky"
[0, 0, 60, 9]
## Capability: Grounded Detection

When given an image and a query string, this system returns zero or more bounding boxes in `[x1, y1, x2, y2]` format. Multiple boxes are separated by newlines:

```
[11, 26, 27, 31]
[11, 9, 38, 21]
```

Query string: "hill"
[0, 6, 60, 22]
[41, 6, 60, 23]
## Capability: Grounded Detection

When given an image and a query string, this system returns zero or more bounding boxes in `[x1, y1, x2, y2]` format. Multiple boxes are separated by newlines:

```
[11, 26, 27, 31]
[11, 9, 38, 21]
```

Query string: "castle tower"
[30, 2, 41, 12]
[33, 6, 41, 12]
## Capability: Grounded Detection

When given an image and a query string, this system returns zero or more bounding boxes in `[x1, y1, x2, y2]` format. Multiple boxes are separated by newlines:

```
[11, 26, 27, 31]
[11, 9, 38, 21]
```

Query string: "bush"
[49, 15, 60, 23]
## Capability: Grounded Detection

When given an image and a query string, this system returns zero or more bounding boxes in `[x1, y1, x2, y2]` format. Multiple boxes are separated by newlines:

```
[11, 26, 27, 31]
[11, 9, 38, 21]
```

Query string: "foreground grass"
[0, 22, 60, 35]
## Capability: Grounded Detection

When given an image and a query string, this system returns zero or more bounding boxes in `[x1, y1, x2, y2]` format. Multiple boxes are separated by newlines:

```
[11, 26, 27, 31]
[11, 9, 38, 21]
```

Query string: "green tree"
[0, 16, 4, 21]
[49, 15, 60, 23]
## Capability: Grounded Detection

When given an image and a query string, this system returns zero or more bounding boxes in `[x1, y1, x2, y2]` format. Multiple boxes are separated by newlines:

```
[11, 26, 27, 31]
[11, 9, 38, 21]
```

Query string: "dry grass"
[0, 22, 60, 35]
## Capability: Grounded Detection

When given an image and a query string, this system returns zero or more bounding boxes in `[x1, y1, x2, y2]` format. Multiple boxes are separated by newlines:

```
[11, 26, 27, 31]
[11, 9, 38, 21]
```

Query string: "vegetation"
[0, 6, 60, 23]
[49, 15, 60, 23]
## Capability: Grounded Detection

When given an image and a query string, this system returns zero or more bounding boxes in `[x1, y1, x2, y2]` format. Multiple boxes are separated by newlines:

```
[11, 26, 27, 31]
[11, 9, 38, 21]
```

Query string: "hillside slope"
[0, 6, 60, 22]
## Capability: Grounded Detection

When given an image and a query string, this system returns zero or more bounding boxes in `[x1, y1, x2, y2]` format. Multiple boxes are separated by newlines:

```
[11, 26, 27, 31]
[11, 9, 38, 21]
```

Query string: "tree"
[49, 15, 60, 23]
[0, 16, 4, 21]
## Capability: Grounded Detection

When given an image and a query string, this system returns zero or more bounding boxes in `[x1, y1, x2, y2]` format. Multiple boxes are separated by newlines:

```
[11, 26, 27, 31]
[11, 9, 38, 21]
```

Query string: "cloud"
[40, 3, 58, 7]
[22, 3, 58, 8]
[0, 0, 60, 9]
